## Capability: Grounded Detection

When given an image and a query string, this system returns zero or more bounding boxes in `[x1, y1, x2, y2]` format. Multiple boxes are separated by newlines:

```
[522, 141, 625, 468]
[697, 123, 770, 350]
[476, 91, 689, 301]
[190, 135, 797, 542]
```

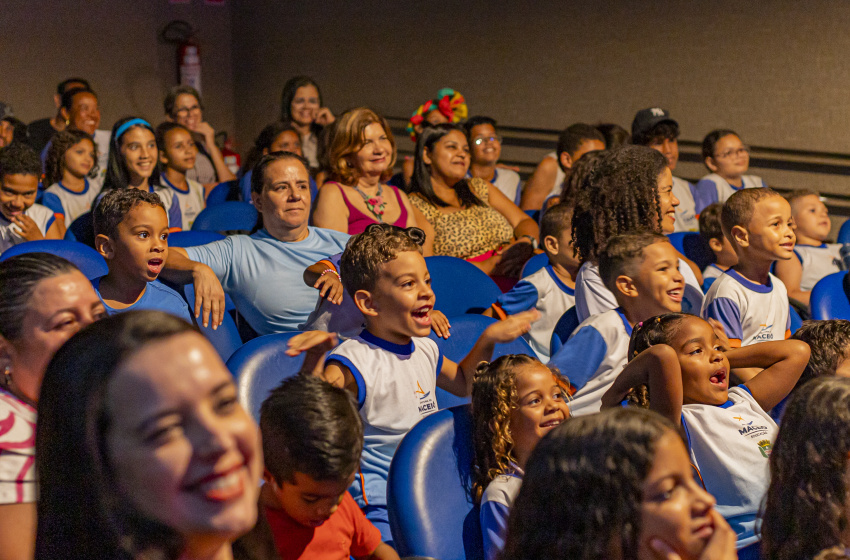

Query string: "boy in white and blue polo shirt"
[463, 116, 523, 204]
[548, 232, 685, 415]
[702, 188, 794, 347]
[0, 144, 59, 252]
[487, 204, 577, 360]
[302, 224, 538, 546]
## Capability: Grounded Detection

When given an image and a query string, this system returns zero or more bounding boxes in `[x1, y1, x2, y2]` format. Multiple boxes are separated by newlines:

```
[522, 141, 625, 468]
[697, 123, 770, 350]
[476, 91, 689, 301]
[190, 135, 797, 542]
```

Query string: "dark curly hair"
[0, 142, 41, 180]
[761, 376, 850, 560]
[501, 406, 678, 560]
[44, 129, 99, 186]
[558, 149, 605, 208]
[791, 320, 850, 390]
[471, 355, 570, 503]
[571, 145, 668, 264]
[339, 223, 426, 296]
[625, 313, 690, 407]
[93, 186, 165, 239]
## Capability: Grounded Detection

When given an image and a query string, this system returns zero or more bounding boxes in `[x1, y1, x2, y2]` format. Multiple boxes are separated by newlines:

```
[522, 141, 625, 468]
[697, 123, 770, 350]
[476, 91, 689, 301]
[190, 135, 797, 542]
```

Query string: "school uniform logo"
[758, 439, 773, 458]
[733, 415, 770, 438]
[415, 380, 437, 415]
[752, 323, 775, 342]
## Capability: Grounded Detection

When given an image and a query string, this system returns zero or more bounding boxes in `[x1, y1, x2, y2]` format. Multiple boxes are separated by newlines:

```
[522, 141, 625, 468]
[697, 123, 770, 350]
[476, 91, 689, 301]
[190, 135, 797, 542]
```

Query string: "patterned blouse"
[410, 177, 514, 259]
[0, 386, 36, 504]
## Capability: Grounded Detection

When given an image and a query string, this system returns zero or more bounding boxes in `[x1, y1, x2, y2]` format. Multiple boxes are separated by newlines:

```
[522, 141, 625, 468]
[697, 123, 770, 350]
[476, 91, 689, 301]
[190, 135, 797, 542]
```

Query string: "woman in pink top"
[312, 108, 433, 255]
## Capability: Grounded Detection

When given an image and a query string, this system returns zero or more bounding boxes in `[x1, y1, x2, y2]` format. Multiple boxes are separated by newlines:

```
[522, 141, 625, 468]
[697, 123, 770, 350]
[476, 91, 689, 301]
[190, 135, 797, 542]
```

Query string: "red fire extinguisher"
[178, 39, 202, 94]
[221, 136, 241, 176]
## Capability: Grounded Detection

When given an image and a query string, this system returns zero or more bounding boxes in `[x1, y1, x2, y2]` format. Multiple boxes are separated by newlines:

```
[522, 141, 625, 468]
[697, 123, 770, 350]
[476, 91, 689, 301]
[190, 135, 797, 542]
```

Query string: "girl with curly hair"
[42, 129, 101, 235]
[761, 376, 850, 560]
[471, 354, 570, 560]
[571, 145, 705, 321]
[601, 312, 810, 558]
[501, 407, 737, 560]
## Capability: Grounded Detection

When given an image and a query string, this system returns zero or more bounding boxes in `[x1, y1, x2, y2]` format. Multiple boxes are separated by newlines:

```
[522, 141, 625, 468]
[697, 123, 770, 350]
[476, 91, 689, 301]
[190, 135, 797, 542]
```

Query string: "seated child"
[631, 107, 699, 232]
[519, 123, 605, 212]
[233, 375, 399, 560]
[548, 231, 684, 415]
[42, 129, 102, 235]
[92, 188, 191, 322]
[701, 188, 794, 348]
[156, 122, 207, 230]
[699, 202, 738, 291]
[791, 319, 850, 386]
[286, 223, 538, 543]
[463, 116, 522, 204]
[0, 143, 61, 252]
[471, 355, 570, 560]
[694, 129, 768, 214]
[602, 313, 809, 553]
[485, 203, 578, 361]
[774, 190, 842, 306]
[761, 376, 850, 560]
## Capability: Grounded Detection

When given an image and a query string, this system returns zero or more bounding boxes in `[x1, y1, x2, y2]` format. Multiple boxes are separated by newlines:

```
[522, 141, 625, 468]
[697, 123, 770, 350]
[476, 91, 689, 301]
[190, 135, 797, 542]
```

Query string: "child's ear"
[262, 468, 277, 487]
[159, 151, 169, 166]
[614, 274, 639, 298]
[353, 289, 378, 317]
[730, 225, 749, 248]
[559, 151, 573, 170]
[95, 234, 115, 259]
[704, 156, 719, 173]
[543, 234, 559, 255]
[708, 237, 724, 253]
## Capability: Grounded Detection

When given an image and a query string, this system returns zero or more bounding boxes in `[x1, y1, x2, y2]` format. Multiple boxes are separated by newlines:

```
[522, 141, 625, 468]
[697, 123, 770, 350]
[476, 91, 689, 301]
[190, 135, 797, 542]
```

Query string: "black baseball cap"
[631, 107, 678, 138]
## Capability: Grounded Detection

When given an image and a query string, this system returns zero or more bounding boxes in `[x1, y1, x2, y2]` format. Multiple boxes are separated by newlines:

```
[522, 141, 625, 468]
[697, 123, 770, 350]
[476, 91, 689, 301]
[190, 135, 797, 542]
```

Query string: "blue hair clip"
[115, 118, 152, 140]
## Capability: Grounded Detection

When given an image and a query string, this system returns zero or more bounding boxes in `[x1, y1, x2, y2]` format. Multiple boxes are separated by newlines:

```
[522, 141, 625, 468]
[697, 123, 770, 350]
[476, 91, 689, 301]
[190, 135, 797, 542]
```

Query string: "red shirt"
[265, 491, 383, 560]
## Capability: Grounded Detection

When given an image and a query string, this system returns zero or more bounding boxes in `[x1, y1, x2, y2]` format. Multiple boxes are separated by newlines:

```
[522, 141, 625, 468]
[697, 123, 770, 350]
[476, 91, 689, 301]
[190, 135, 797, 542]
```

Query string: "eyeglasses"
[174, 104, 201, 116]
[472, 135, 502, 146]
[714, 146, 750, 159]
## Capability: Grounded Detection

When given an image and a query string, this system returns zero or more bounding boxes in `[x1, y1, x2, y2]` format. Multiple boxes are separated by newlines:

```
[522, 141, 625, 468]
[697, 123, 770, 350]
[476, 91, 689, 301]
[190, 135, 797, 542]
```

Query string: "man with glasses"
[463, 116, 522, 204]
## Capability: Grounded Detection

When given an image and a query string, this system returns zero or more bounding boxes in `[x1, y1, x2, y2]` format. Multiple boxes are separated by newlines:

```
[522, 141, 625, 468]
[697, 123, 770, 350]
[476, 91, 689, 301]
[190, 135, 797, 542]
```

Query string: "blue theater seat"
[192, 201, 258, 233]
[167, 230, 226, 248]
[810, 272, 850, 320]
[425, 256, 502, 316]
[0, 239, 107, 280]
[520, 252, 548, 278]
[549, 306, 580, 356]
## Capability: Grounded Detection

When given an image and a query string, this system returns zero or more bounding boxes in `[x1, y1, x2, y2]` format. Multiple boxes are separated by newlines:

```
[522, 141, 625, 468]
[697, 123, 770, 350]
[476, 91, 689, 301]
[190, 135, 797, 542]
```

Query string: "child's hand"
[431, 310, 451, 339]
[649, 509, 736, 560]
[12, 215, 44, 241]
[313, 271, 344, 305]
[707, 319, 732, 352]
[286, 330, 339, 377]
[483, 309, 539, 343]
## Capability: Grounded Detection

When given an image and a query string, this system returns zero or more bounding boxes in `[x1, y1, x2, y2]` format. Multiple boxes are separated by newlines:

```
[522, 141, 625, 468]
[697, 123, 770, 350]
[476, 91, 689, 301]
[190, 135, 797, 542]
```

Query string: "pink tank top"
[337, 183, 409, 234]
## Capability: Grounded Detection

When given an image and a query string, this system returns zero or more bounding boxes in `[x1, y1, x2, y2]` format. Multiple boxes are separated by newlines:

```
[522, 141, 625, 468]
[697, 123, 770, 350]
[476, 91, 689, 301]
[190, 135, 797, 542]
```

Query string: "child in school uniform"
[92, 188, 191, 322]
[774, 190, 843, 307]
[693, 129, 768, 214]
[42, 129, 102, 236]
[485, 203, 578, 361]
[701, 188, 795, 349]
[548, 232, 684, 415]
[156, 122, 207, 230]
[602, 313, 809, 556]
[0, 143, 61, 252]
[698, 202, 738, 291]
[463, 116, 523, 205]
[286, 223, 537, 545]
[232, 375, 399, 560]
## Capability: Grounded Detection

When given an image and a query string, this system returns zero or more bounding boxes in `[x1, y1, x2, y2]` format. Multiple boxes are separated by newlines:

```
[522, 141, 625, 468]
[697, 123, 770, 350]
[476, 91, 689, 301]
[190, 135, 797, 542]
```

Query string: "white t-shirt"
[0, 387, 36, 504]
[161, 175, 206, 230]
[693, 173, 767, 214]
[327, 331, 441, 508]
[480, 471, 523, 560]
[41, 176, 103, 225]
[0, 203, 55, 253]
[793, 243, 843, 291]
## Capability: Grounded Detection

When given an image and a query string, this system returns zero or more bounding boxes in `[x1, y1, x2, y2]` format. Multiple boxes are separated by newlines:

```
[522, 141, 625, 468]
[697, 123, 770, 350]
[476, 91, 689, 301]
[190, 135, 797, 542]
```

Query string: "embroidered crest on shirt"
[752, 323, 775, 342]
[416, 380, 437, 414]
[757, 439, 773, 458]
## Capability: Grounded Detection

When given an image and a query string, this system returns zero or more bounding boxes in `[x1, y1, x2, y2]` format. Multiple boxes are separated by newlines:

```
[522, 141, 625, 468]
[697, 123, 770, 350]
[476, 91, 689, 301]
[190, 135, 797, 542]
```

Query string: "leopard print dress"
[410, 177, 515, 259]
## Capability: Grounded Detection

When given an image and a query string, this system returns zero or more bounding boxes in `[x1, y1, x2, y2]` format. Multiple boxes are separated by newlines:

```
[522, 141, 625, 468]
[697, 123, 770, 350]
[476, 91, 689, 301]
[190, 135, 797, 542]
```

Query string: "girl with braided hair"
[571, 145, 704, 321]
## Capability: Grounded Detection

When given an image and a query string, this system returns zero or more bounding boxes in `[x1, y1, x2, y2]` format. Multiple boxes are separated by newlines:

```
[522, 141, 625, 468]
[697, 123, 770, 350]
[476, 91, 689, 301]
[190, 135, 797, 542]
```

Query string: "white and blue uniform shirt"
[480, 470, 523, 560]
[682, 385, 776, 549]
[184, 227, 349, 335]
[327, 331, 442, 508]
[701, 269, 790, 346]
[0, 203, 55, 253]
[467, 168, 523, 206]
[42, 177, 103, 226]
[161, 175, 206, 230]
[693, 173, 768, 214]
[544, 151, 567, 202]
[672, 176, 699, 232]
[548, 307, 631, 416]
[792, 243, 843, 291]
[493, 265, 575, 361]
[92, 278, 192, 323]
[702, 263, 727, 292]
[574, 259, 704, 322]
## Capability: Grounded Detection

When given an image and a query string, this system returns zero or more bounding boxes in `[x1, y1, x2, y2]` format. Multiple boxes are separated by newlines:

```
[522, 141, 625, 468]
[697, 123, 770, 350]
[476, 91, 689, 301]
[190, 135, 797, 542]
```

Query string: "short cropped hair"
[785, 189, 821, 207]
[93, 187, 165, 238]
[698, 202, 725, 244]
[340, 224, 426, 296]
[327, 107, 396, 186]
[632, 121, 680, 147]
[702, 128, 738, 160]
[792, 320, 850, 386]
[57, 77, 90, 96]
[557, 123, 605, 159]
[0, 142, 41, 180]
[250, 151, 310, 196]
[260, 375, 363, 483]
[720, 187, 782, 240]
[163, 85, 203, 117]
[463, 115, 497, 137]
[540, 202, 573, 244]
[60, 87, 97, 114]
[598, 231, 669, 292]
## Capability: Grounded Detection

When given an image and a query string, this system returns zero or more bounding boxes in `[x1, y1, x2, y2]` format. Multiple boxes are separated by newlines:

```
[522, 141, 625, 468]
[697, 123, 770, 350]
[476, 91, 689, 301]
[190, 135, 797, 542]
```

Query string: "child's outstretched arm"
[600, 344, 684, 424]
[437, 309, 539, 397]
[729, 339, 810, 412]
[285, 330, 360, 396]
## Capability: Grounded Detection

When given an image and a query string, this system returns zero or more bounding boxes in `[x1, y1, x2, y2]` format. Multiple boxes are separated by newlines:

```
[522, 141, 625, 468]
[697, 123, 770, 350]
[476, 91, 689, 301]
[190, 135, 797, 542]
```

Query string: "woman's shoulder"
[468, 176, 491, 199]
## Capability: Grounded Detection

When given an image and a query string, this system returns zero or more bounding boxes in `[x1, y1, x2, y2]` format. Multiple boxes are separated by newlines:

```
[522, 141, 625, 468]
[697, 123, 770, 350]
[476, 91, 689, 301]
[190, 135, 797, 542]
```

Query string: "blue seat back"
[388, 405, 483, 560]
[63, 211, 96, 248]
[667, 232, 714, 271]
[811, 272, 850, 320]
[0, 239, 107, 280]
[192, 201, 258, 233]
[549, 306, 580, 355]
[168, 230, 226, 248]
[520, 253, 548, 278]
[789, 305, 803, 335]
[839, 219, 850, 244]
[225, 332, 304, 421]
[206, 181, 237, 206]
[428, 314, 536, 409]
[425, 256, 502, 316]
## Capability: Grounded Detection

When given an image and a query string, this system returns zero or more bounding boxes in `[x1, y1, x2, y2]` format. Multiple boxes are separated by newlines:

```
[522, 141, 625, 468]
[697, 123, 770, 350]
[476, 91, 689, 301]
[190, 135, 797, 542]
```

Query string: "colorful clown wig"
[406, 88, 468, 141]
